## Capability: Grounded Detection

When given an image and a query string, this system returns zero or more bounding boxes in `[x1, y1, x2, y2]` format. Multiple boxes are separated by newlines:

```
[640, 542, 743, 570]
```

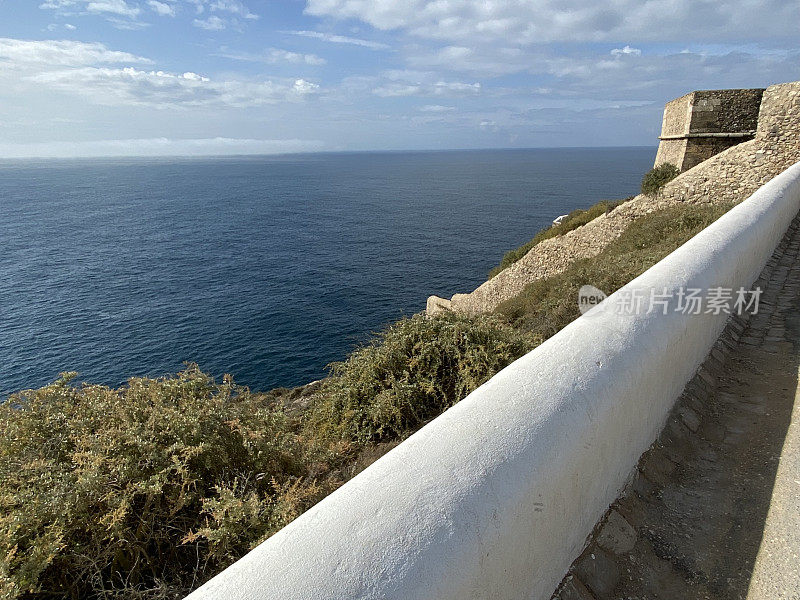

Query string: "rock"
[573, 547, 622, 599]
[596, 509, 638, 554]
[678, 406, 701, 432]
[425, 295, 452, 315]
[554, 575, 596, 600]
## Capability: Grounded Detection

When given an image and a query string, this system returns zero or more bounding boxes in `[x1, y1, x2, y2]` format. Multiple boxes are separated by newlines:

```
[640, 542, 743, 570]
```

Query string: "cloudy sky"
[0, 0, 798, 157]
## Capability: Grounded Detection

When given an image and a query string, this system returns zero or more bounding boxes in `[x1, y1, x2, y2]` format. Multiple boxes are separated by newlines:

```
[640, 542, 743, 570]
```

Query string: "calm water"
[0, 148, 654, 397]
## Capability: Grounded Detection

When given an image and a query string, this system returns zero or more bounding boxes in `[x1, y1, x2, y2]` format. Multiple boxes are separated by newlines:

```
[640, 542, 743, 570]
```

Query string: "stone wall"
[653, 93, 691, 168]
[427, 81, 800, 316]
[660, 93, 692, 136]
[653, 88, 764, 171]
[689, 88, 763, 133]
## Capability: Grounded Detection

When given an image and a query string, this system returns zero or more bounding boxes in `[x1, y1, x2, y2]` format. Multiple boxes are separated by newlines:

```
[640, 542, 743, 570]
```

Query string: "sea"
[0, 147, 655, 397]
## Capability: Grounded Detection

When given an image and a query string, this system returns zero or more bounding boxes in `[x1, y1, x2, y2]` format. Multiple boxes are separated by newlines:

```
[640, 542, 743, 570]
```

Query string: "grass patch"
[487, 198, 630, 279]
[496, 202, 732, 335]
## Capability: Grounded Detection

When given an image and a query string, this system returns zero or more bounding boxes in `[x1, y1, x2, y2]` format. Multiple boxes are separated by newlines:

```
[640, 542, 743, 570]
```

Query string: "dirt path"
[554, 217, 800, 600]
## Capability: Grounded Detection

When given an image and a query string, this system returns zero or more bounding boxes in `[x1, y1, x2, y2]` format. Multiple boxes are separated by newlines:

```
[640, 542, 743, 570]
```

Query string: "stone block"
[574, 547, 621, 599]
[596, 509, 637, 554]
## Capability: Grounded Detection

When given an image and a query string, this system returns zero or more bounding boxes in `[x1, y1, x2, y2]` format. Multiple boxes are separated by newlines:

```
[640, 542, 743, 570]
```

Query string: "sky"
[0, 0, 799, 157]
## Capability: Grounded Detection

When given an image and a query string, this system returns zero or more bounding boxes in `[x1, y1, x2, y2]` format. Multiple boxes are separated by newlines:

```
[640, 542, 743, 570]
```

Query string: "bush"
[488, 198, 629, 279]
[305, 312, 535, 444]
[0, 367, 333, 600]
[641, 163, 680, 196]
[0, 316, 535, 598]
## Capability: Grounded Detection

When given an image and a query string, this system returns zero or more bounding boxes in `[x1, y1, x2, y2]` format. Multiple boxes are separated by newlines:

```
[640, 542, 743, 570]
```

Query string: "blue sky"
[0, 0, 798, 157]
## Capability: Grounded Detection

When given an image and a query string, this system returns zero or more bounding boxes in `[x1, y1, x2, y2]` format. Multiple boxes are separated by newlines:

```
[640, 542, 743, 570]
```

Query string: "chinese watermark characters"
[578, 286, 762, 316]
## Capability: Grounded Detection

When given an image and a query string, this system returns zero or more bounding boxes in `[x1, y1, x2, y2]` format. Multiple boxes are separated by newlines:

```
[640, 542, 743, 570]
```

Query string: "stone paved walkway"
[554, 217, 800, 600]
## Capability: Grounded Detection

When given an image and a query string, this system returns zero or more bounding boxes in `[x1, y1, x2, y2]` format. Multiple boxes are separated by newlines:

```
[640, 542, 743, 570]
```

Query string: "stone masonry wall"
[427, 81, 800, 316]
[653, 94, 691, 168]
[661, 93, 692, 136]
[679, 136, 744, 172]
[654, 88, 764, 171]
[689, 88, 763, 133]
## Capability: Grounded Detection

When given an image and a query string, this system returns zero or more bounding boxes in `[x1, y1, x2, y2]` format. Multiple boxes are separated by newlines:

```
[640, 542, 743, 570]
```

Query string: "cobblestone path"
[554, 217, 800, 600]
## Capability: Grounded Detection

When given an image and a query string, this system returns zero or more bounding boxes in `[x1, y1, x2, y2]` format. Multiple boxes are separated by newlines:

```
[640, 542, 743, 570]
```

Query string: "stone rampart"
[654, 88, 764, 171]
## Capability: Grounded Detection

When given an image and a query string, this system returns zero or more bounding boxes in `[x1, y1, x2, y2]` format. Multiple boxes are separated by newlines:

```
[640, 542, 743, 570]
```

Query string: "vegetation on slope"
[0, 197, 732, 600]
[306, 312, 535, 445]
[0, 368, 329, 599]
[0, 313, 533, 600]
[487, 198, 630, 279]
[497, 202, 732, 334]
[641, 163, 680, 196]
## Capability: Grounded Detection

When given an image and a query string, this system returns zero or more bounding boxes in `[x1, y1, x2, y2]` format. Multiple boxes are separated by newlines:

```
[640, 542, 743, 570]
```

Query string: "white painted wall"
[186, 161, 800, 600]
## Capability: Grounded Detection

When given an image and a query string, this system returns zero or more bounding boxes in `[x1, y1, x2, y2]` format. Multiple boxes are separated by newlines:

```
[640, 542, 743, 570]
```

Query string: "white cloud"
[208, 0, 257, 19]
[373, 79, 480, 97]
[188, 0, 257, 19]
[0, 37, 322, 110]
[25, 66, 320, 108]
[611, 45, 641, 57]
[46, 22, 78, 30]
[304, 0, 800, 44]
[0, 137, 325, 158]
[0, 38, 151, 67]
[419, 104, 455, 112]
[193, 15, 225, 29]
[41, 0, 141, 18]
[147, 0, 176, 17]
[407, 45, 530, 76]
[40, 0, 144, 27]
[219, 47, 327, 66]
[85, 0, 139, 17]
[433, 81, 480, 95]
[292, 78, 320, 94]
[372, 83, 420, 97]
[282, 30, 389, 50]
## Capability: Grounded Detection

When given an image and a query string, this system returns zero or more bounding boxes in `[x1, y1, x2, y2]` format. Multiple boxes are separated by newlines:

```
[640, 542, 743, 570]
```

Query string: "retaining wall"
[186, 161, 800, 600]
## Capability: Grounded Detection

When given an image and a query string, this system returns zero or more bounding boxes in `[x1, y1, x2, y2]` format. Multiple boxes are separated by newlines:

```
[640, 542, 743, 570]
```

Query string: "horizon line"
[0, 144, 658, 161]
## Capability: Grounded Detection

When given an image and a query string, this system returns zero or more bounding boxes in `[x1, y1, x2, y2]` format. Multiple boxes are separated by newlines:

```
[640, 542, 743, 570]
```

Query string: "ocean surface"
[0, 148, 655, 397]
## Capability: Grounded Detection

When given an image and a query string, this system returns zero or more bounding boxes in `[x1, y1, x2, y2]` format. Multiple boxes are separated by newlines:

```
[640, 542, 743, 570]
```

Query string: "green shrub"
[641, 163, 680, 196]
[0, 316, 535, 598]
[305, 312, 535, 444]
[488, 198, 630, 279]
[0, 367, 333, 600]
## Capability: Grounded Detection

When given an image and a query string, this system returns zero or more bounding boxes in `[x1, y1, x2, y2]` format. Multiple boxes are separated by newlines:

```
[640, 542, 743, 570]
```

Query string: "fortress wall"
[689, 88, 763, 133]
[653, 137, 688, 170]
[660, 93, 692, 136]
[654, 88, 764, 171]
[653, 93, 691, 167]
[187, 162, 800, 600]
[659, 81, 800, 205]
[430, 81, 800, 316]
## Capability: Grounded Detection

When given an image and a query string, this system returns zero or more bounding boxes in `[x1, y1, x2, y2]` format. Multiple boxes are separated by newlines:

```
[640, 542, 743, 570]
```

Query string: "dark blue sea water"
[0, 148, 655, 397]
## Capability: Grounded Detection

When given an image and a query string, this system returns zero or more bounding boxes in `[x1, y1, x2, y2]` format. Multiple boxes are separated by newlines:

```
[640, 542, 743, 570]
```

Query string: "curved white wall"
[186, 161, 800, 600]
